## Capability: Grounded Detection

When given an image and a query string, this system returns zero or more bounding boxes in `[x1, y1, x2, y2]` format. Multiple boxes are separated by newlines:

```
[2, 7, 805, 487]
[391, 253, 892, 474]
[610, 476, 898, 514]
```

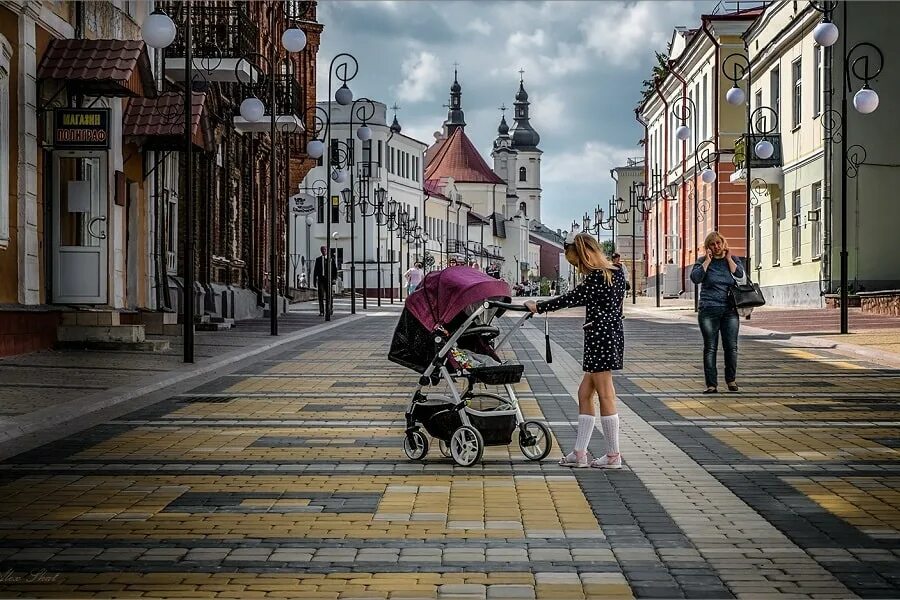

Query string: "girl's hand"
[524, 300, 538, 313]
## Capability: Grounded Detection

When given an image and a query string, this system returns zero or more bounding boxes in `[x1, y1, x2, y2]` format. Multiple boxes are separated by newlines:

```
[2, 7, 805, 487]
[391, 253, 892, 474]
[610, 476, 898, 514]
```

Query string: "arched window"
[518, 166, 526, 182]
[519, 202, 527, 217]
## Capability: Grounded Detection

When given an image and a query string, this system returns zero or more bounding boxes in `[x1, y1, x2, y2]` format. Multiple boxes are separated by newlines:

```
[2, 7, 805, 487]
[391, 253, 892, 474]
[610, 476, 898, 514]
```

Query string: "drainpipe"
[634, 108, 649, 291]
[669, 63, 689, 292]
[652, 81, 669, 297]
[445, 196, 451, 266]
[700, 18, 721, 230]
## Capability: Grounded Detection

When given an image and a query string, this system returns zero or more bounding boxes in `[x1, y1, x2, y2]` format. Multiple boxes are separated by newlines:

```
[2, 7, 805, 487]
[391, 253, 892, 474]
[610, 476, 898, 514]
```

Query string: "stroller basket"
[465, 407, 518, 445]
[469, 364, 524, 385]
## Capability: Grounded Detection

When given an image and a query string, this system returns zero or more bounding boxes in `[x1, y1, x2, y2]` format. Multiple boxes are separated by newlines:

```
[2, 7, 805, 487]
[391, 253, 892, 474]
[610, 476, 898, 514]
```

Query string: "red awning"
[38, 39, 155, 98]
[123, 92, 212, 152]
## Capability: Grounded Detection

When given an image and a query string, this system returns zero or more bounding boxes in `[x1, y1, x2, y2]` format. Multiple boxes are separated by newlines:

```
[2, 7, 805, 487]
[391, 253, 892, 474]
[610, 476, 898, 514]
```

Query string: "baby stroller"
[388, 266, 552, 466]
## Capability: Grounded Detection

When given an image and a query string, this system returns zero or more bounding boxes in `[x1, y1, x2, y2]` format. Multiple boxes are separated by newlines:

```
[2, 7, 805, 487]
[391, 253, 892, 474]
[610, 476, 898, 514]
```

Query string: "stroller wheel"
[519, 420, 553, 461]
[450, 425, 484, 467]
[403, 430, 429, 461]
[438, 439, 452, 458]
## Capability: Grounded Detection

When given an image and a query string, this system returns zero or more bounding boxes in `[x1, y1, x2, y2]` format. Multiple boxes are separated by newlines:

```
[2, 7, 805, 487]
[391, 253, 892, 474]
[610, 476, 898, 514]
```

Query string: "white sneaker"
[590, 453, 622, 469]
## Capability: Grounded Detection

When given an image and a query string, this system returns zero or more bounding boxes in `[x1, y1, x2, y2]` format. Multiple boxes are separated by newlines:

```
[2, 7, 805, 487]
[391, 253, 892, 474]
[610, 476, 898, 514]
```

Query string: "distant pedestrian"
[404, 262, 424, 295]
[524, 233, 627, 469]
[611, 253, 630, 292]
[690, 232, 744, 394]
[313, 245, 338, 317]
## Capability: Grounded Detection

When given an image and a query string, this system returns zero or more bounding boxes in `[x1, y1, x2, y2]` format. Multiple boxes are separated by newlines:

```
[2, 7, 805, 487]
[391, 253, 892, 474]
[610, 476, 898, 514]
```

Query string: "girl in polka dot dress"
[525, 233, 627, 469]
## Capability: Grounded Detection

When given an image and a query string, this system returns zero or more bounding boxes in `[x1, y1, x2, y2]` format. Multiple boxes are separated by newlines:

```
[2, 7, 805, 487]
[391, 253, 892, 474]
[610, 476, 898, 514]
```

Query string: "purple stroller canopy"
[405, 266, 511, 332]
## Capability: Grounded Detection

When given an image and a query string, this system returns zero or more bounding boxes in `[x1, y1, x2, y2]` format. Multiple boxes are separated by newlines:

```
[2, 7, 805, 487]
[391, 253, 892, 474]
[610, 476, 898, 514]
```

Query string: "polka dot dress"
[537, 267, 626, 372]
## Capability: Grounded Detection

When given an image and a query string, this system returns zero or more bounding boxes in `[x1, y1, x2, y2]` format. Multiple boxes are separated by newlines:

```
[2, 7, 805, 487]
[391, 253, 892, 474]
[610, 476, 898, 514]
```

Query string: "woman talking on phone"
[690, 232, 744, 394]
[525, 233, 627, 469]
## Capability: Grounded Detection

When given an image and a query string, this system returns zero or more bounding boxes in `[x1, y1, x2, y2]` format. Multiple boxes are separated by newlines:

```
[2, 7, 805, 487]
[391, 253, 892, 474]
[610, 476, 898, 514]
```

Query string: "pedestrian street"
[0, 310, 897, 599]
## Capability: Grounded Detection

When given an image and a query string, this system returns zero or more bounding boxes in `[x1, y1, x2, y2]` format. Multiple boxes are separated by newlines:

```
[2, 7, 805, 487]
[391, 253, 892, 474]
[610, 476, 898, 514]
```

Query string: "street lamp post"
[691, 140, 719, 312]
[302, 53, 361, 321]
[810, 1, 884, 334]
[385, 199, 400, 302]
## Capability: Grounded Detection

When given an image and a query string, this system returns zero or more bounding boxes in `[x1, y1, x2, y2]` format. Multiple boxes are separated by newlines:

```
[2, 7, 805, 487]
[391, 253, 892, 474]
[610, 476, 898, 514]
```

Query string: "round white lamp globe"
[306, 139, 324, 159]
[853, 87, 879, 114]
[142, 12, 177, 49]
[813, 21, 839, 47]
[335, 84, 353, 106]
[239, 97, 265, 122]
[281, 28, 307, 53]
[331, 168, 347, 183]
[725, 86, 746, 106]
[332, 231, 340, 240]
[701, 168, 717, 184]
[305, 214, 315, 226]
[356, 125, 372, 141]
[675, 125, 691, 142]
[754, 139, 775, 160]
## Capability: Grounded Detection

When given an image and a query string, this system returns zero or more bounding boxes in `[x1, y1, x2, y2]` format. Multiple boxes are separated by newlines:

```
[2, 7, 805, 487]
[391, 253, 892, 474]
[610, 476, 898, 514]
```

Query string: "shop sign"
[54, 108, 110, 148]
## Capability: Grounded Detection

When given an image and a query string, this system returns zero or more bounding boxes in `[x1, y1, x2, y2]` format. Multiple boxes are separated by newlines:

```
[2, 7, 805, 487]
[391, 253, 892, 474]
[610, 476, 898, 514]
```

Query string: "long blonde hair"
[566, 233, 614, 285]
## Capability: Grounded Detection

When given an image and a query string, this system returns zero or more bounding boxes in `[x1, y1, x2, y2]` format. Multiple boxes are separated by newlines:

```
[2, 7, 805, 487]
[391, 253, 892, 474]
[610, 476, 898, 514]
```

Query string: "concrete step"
[57, 324, 145, 344]
[55, 338, 170, 352]
[196, 321, 232, 331]
[60, 310, 121, 327]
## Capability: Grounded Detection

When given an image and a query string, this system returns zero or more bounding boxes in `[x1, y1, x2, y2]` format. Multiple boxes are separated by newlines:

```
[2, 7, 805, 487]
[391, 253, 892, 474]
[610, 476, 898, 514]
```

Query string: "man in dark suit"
[313, 245, 338, 317]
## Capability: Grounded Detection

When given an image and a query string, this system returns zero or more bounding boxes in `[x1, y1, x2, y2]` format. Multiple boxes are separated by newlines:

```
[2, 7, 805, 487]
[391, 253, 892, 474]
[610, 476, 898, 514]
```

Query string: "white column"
[17, 10, 39, 305]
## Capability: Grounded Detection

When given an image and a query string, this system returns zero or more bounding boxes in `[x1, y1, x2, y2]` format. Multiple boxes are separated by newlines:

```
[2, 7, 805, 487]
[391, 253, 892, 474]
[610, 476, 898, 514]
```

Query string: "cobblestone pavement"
[0, 306, 897, 599]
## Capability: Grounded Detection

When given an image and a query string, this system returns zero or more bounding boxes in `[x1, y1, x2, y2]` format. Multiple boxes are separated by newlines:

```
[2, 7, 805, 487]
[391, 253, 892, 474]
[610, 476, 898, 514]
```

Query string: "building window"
[389, 146, 394, 174]
[770, 66, 780, 132]
[791, 190, 801, 261]
[330, 138, 339, 163]
[702, 73, 708, 140]
[813, 45, 822, 117]
[811, 182, 823, 257]
[362, 139, 371, 167]
[519, 166, 526, 182]
[331, 195, 340, 224]
[753, 205, 761, 269]
[316, 196, 325, 224]
[792, 58, 802, 129]
[772, 195, 783, 265]
[0, 36, 9, 243]
[377, 140, 383, 167]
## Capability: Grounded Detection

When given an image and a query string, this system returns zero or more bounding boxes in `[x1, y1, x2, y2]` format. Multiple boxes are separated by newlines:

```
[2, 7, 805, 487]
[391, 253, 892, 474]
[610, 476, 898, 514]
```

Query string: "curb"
[627, 306, 900, 370]
[0, 314, 366, 455]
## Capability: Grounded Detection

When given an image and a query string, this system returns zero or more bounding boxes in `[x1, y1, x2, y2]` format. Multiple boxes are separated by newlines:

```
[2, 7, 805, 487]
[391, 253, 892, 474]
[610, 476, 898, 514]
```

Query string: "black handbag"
[728, 270, 766, 309]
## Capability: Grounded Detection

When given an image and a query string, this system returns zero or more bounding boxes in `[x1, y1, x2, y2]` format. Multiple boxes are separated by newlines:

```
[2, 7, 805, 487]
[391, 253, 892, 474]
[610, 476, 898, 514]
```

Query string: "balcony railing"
[735, 134, 783, 170]
[237, 75, 302, 117]
[162, 4, 259, 60]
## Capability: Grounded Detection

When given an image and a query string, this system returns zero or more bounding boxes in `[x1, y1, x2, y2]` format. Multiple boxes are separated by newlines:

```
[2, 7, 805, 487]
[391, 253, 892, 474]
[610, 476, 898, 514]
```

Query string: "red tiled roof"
[423, 178, 450, 200]
[38, 39, 155, 98]
[424, 128, 505, 185]
[123, 92, 211, 151]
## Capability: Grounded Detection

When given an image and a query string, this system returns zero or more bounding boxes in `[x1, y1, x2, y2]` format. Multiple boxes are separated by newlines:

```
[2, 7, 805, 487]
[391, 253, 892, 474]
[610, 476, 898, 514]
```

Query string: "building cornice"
[747, 4, 817, 74]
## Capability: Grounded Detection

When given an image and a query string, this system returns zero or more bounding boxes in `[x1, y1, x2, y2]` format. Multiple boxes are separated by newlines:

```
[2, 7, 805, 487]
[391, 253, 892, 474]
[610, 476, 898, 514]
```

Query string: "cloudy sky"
[316, 0, 715, 235]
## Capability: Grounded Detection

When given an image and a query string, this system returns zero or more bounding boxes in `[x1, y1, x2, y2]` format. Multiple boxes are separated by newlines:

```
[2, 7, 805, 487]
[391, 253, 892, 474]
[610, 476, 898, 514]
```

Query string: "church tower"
[443, 68, 466, 135]
[492, 105, 519, 218]
[509, 73, 542, 222]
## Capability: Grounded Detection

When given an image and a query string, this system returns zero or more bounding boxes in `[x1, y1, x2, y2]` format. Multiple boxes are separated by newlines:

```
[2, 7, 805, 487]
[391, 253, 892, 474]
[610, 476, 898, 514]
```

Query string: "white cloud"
[580, 1, 697, 68]
[542, 140, 636, 185]
[466, 18, 492, 35]
[528, 90, 568, 135]
[395, 51, 441, 103]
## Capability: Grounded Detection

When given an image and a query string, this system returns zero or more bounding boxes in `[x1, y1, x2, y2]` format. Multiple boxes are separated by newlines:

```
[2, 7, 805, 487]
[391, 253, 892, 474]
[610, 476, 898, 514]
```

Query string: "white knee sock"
[600, 414, 620, 456]
[574, 414, 596, 453]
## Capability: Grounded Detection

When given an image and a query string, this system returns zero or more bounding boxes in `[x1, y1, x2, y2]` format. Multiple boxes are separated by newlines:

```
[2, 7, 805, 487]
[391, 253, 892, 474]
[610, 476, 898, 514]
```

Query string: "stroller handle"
[485, 300, 531, 313]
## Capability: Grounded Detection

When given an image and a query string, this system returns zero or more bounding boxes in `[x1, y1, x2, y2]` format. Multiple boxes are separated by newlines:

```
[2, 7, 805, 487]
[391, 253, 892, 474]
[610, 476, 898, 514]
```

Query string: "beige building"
[746, 1, 900, 305]
[610, 158, 646, 295]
